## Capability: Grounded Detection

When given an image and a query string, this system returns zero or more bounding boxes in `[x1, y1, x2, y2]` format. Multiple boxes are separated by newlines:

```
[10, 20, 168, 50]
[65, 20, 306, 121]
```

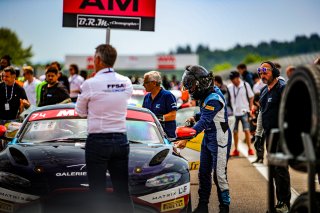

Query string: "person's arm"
[163, 110, 176, 121]
[255, 111, 264, 137]
[249, 97, 254, 112]
[163, 92, 178, 121]
[57, 84, 71, 103]
[193, 100, 222, 135]
[19, 87, 30, 114]
[175, 100, 223, 149]
[75, 81, 90, 117]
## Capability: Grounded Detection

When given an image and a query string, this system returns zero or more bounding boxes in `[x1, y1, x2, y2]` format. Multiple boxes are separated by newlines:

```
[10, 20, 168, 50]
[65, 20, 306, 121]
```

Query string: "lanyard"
[69, 74, 78, 84]
[5, 82, 15, 102]
[233, 85, 241, 101]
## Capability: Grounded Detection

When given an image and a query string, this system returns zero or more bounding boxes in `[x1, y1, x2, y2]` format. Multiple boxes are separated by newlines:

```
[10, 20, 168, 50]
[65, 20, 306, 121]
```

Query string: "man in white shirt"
[227, 71, 255, 157]
[68, 64, 84, 102]
[76, 44, 133, 212]
[23, 66, 40, 106]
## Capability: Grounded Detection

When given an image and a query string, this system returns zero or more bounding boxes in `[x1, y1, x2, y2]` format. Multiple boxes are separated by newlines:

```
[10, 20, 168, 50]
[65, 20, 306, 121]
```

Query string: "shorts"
[233, 114, 250, 132]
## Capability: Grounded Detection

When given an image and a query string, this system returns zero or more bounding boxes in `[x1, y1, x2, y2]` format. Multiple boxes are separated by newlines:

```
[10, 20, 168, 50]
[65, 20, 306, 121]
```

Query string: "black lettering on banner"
[109, 0, 139, 11]
[77, 15, 141, 30]
[80, 0, 105, 9]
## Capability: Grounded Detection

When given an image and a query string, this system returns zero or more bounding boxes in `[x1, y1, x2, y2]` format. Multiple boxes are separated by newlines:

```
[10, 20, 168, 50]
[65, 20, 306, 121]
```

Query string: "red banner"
[63, 0, 156, 17]
[63, 0, 156, 31]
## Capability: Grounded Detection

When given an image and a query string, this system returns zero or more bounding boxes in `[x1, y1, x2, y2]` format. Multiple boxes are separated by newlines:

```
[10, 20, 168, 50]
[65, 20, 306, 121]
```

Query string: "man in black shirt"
[0, 66, 30, 123]
[237, 63, 254, 88]
[38, 66, 70, 107]
[51, 61, 70, 93]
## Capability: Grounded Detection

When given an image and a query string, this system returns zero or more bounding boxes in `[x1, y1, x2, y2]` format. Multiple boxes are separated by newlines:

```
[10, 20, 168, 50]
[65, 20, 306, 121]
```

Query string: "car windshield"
[128, 95, 145, 107]
[20, 119, 163, 144]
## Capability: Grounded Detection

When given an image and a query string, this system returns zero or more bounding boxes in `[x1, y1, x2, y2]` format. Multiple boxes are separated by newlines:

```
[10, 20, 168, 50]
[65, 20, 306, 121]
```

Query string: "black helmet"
[182, 65, 213, 100]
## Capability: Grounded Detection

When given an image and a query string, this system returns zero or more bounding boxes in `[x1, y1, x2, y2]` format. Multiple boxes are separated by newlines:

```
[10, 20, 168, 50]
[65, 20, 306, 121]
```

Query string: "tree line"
[1, 27, 319, 72]
[170, 33, 320, 72]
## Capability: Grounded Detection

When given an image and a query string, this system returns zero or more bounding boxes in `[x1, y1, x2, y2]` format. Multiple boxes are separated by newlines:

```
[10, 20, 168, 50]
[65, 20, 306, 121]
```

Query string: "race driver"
[175, 65, 231, 213]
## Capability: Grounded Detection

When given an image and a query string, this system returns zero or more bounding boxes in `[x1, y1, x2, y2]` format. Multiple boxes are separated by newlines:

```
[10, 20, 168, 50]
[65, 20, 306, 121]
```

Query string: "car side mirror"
[0, 125, 7, 138]
[3, 122, 21, 141]
[175, 126, 197, 140]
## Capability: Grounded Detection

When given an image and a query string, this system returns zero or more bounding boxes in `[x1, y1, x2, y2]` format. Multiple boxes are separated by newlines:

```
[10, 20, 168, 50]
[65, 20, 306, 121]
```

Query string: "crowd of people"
[1, 49, 320, 213]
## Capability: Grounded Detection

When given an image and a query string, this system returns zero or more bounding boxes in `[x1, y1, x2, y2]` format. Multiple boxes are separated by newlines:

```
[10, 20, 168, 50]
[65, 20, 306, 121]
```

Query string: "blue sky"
[1, 0, 319, 64]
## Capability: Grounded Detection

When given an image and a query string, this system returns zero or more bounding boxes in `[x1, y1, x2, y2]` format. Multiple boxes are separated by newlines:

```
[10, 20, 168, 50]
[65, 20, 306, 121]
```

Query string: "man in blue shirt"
[256, 61, 290, 212]
[142, 71, 177, 138]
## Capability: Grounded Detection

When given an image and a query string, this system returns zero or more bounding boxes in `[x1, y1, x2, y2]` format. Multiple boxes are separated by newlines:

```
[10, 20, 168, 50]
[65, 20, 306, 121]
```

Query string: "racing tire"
[290, 192, 320, 213]
[279, 64, 320, 172]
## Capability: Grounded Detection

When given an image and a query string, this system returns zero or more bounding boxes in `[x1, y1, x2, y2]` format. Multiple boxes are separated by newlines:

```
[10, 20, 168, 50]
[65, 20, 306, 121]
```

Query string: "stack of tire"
[279, 64, 320, 212]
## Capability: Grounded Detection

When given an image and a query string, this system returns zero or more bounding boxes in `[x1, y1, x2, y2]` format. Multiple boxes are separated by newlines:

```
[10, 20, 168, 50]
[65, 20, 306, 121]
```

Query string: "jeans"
[233, 113, 250, 131]
[85, 133, 133, 212]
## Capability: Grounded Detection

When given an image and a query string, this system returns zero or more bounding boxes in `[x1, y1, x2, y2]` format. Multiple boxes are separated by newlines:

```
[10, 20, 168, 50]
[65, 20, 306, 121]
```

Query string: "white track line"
[237, 141, 299, 204]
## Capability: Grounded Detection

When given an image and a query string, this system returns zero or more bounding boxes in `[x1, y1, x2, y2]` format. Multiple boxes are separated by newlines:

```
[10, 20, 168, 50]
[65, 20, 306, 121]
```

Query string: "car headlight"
[0, 172, 31, 187]
[145, 172, 181, 187]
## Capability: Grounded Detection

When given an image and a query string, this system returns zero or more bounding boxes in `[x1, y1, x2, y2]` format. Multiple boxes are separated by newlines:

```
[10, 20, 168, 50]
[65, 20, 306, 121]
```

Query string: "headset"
[261, 61, 280, 77]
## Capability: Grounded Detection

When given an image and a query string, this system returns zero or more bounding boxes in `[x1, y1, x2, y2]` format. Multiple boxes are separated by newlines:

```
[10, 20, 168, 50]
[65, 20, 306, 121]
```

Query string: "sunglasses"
[257, 67, 272, 74]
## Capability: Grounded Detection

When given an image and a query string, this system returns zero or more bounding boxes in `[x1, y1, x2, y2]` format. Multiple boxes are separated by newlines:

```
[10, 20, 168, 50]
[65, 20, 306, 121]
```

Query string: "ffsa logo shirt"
[75, 68, 133, 134]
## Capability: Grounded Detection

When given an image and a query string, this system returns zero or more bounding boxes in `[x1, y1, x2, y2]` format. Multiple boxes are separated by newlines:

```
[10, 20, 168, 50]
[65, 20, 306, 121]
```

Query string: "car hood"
[0, 142, 188, 198]
[4, 142, 173, 166]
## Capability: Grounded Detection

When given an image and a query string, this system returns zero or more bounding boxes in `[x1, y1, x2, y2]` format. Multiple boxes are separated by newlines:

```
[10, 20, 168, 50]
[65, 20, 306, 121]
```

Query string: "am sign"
[63, 0, 156, 31]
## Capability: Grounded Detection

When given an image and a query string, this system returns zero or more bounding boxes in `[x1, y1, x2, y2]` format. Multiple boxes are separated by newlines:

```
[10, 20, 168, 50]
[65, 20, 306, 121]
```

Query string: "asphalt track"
[187, 139, 320, 213]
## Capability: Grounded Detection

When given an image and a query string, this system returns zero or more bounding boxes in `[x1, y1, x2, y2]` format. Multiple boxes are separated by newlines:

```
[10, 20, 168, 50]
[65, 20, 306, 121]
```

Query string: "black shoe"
[252, 158, 263, 164]
[219, 205, 229, 213]
[275, 201, 289, 213]
[192, 203, 208, 213]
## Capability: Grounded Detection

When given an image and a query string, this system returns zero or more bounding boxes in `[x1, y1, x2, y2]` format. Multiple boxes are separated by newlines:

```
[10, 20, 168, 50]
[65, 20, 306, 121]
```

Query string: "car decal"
[0, 199, 14, 213]
[161, 197, 184, 212]
[28, 109, 78, 121]
[0, 187, 39, 204]
[28, 109, 155, 122]
[189, 160, 200, 170]
[137, 183, 190, 203]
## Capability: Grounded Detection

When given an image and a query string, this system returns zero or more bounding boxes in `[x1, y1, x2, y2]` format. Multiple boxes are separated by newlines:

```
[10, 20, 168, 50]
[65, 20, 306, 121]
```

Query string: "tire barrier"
[279, 64, 320, 172]
[290, 192, 320, 213]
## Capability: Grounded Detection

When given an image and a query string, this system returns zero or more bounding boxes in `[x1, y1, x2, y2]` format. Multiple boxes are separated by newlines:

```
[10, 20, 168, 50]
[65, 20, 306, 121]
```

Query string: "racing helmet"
[182, 65, 214, 100]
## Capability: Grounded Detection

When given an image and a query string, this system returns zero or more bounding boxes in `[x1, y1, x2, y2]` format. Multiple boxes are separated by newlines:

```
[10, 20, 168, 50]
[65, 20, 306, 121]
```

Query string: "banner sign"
[63, 0, 156, 31]
[65, 54, 199, 71]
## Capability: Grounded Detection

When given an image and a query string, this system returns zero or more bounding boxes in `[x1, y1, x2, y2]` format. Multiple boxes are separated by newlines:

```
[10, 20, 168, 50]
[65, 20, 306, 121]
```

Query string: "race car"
[128, 84, 148, 107]
[0, 104, 195, 213]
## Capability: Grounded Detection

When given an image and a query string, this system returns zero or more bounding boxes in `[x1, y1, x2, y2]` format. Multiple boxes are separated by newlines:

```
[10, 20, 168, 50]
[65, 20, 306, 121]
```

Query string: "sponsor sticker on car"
[0, 187, 39, 204]
[161, 198, 184, 212]
[138, 183, 190, 203]
[0, 199, 14, 213]
[188, 160, 200, 170]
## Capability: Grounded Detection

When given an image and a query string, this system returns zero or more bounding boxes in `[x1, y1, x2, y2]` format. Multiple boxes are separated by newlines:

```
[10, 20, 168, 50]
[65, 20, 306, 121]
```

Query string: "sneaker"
[192, 203, 208, 213]
[230, 149, 240, 157]
[275, 201, 289, 213]
[251, 158, 263, 164]
[248, 148, 255, 156]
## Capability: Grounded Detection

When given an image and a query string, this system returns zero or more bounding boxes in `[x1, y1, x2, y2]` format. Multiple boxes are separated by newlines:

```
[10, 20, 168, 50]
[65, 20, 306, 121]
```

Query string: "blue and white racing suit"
[193, 86, 232, 207]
